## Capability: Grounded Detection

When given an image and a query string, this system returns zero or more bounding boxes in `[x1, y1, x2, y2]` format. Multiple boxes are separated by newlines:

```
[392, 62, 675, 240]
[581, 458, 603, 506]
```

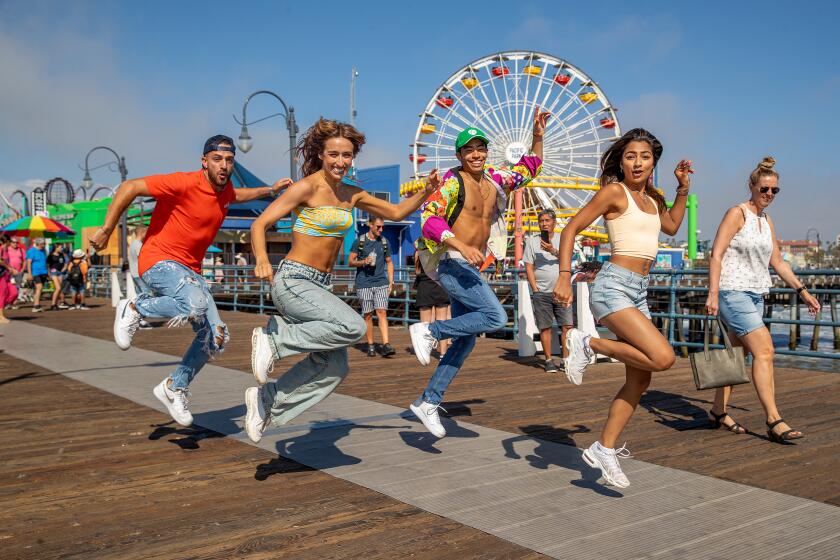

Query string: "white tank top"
[719, 204, 773, 294]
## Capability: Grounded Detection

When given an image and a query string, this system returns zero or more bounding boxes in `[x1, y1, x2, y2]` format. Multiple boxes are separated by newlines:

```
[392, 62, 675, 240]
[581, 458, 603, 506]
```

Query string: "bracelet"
[558, 270, 572, 274]
[796, 286, 807, 295]
[675, 188, 689, 196]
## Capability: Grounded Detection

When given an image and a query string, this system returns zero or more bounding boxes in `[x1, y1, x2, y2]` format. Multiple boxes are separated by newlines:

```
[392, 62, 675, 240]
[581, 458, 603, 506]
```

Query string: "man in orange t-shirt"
[91, 135, 291, 425]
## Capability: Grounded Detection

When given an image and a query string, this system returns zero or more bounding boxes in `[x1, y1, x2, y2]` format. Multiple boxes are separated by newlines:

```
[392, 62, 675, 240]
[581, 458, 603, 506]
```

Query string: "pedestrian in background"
[25, 238, 49, 312]
[349, 216, 396, 357]
[413, 248, 450, 358]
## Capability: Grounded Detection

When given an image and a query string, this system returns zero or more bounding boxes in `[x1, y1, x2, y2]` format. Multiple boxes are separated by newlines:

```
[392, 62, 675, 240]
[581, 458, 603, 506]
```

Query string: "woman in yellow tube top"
[241, 117, 438, 443]
[553, 128, 694, 489]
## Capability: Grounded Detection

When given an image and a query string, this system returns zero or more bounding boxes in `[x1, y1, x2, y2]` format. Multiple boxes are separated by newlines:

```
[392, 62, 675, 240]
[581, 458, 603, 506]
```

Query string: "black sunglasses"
[759, 186, 780, 194]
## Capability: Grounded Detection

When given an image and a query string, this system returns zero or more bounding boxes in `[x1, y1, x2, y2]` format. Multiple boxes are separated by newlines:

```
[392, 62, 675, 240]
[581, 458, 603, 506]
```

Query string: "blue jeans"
[262, 260, 367, 426]
[418, 257, 507, 405]
[135, 260, 229, 389]
[132, 275, 150, 295]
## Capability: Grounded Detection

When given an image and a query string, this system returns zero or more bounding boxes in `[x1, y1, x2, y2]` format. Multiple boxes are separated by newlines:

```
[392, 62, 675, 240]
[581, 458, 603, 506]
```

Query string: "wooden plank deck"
[0, 351, 543, 560]
[2, 299, 839, 558]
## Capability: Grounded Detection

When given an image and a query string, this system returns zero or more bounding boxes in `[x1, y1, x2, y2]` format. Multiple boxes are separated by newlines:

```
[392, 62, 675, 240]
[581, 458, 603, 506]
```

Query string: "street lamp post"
[350, 67, 359, 126]
[234, 90, 299, 181]
[80, 146, 128, 266]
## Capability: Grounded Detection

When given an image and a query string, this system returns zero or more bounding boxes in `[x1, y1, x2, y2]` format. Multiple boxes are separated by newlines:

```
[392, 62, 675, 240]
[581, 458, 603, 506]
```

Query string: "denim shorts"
[718, 290, 766, 336]
[589, 261, 651, 321]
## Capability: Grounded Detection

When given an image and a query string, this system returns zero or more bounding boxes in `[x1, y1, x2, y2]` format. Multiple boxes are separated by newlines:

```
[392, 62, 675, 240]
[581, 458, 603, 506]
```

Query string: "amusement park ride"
[401, 51, 698, 261]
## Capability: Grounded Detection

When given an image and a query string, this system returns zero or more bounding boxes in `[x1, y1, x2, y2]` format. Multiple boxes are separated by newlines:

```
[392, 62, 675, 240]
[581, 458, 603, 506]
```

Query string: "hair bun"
[758, 156, 776, 170]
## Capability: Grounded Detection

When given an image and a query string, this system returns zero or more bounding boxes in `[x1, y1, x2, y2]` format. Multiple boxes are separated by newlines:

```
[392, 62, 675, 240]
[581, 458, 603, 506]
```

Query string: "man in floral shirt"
[408, 109, 550, 438]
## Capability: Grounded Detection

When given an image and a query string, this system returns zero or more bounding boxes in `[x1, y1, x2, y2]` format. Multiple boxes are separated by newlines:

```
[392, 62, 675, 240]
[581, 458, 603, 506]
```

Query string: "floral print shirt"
[418, 153, 542, 255]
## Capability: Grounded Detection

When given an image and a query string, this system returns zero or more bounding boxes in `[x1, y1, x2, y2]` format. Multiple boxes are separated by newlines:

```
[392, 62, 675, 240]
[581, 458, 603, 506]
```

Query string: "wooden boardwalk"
[2, 299, 839, 559]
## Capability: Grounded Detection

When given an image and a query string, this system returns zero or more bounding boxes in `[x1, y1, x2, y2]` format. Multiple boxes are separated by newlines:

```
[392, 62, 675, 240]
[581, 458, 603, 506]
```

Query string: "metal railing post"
[668, 271, 677, 347]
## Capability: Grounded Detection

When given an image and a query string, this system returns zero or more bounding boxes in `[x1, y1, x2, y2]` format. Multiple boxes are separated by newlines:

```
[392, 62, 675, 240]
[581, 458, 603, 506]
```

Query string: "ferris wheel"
[410, 51, 621, 242]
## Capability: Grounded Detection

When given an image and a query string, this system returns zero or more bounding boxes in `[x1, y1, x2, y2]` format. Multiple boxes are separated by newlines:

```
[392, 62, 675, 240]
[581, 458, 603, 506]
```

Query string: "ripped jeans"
[135, 260, 229, 389]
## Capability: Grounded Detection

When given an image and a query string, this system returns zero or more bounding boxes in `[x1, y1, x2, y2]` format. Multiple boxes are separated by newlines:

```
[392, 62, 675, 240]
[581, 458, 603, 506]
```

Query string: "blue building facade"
[348, 164, 421, 269]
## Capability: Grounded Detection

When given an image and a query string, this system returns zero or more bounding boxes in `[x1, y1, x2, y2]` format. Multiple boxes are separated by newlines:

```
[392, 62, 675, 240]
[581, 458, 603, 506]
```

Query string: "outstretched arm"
[530, 108, 550, 163]
[354, 170, 439, 221]
[251, 181, 314, 280]
[491, 110, 550, 194]
[90, 179, 150, 251]
[234, 178, 293, 203]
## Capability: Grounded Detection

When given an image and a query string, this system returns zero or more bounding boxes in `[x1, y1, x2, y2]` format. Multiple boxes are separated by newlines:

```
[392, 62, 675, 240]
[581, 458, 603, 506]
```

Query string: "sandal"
[766, 419, 804, 443]
[708, 410, 747, 434]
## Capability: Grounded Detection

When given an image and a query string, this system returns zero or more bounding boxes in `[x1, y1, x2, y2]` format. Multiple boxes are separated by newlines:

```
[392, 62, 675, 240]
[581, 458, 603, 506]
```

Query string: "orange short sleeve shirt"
[139, 170, 235, 276]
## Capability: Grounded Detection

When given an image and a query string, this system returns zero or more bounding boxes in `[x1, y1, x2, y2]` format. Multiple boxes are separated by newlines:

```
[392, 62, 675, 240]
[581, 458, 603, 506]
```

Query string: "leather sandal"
[708, 410, 746, 434]
[766, 419, 804, 443]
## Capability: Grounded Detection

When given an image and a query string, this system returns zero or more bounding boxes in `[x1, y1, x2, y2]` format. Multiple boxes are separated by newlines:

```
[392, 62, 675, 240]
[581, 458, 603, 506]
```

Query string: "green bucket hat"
[455, 127, 490, 151]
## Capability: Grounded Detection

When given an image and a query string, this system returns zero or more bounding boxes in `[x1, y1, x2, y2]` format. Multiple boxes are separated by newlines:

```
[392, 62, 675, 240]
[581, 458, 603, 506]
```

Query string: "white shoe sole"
[409, 403, 446, 438]
[582, 448, 629, 488]
[250, 328, 273, 385]
[245, 387, 266, 443]
[409, 324, 431, 366]
[153, 382, 193, 427]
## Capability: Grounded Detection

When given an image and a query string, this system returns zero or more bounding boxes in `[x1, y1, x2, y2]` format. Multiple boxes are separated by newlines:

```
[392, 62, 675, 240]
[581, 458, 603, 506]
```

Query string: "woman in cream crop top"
[605, 183, 662, 260]
[545, 129, 695, 486]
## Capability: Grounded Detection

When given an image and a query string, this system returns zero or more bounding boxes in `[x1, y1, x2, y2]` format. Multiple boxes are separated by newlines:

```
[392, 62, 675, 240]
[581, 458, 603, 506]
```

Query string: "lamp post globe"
[237, 126, 253, 153]
[80, 172, 94, 191]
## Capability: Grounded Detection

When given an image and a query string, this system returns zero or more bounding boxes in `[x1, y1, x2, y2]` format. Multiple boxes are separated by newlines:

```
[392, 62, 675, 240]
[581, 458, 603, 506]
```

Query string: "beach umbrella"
[207, 245, 223, 253]
[0, 215, 75, 239]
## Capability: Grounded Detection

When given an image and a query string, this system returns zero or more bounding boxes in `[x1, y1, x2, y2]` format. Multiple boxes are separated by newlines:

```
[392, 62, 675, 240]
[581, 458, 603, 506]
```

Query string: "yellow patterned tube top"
[292, 205, 353, 238]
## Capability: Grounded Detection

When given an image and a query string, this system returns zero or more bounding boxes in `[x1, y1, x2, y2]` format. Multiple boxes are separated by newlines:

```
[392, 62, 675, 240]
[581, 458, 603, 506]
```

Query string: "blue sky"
[1, 0, 838, 242]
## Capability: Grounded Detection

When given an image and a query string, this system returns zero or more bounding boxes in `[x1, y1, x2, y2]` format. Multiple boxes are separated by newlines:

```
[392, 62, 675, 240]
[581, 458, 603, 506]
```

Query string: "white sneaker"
[409, 400, 447, 438]
[251, 327, 275, 385]
[409, 322, 438, 366]
[114, 299, 141, 350]
[245, 386, 269, 443]
[563, 328, 593, 385]
[153, 379, 194, 426]
[582, 441, 631, 488]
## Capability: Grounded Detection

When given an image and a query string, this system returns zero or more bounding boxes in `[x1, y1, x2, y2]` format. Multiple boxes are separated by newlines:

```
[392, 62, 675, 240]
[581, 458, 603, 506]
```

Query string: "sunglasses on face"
[759, 186, 780, 194]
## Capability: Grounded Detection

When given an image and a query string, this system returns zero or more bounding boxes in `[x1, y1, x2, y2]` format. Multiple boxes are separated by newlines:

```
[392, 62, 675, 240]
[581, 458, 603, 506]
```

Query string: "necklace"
[476, 175, 492, 200]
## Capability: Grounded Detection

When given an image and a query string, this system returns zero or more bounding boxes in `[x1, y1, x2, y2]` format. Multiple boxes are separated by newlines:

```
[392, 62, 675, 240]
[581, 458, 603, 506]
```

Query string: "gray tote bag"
[690, 317, 750, 390]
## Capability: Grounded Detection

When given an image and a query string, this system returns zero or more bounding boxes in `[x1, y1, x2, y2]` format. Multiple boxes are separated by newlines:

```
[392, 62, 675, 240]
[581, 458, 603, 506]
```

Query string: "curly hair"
[599, 128, 666, 214]
[295, 118, 366, 178]
[748, 156, 778, 189]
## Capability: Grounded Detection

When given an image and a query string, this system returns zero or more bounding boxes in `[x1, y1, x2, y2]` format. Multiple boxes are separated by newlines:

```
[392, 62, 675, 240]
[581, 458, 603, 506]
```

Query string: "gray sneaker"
[544, 359, 559, 374]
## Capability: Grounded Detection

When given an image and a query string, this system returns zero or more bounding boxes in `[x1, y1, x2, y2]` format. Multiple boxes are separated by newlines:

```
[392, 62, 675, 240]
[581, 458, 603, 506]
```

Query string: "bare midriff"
[449, 172, 497, 252]
[610, 254, 654, 276]
[285, 232, 344, 273]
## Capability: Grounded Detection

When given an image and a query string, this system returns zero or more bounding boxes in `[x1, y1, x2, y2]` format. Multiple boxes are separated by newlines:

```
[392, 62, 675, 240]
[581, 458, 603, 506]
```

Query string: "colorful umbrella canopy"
[0, 215, 76, 239]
